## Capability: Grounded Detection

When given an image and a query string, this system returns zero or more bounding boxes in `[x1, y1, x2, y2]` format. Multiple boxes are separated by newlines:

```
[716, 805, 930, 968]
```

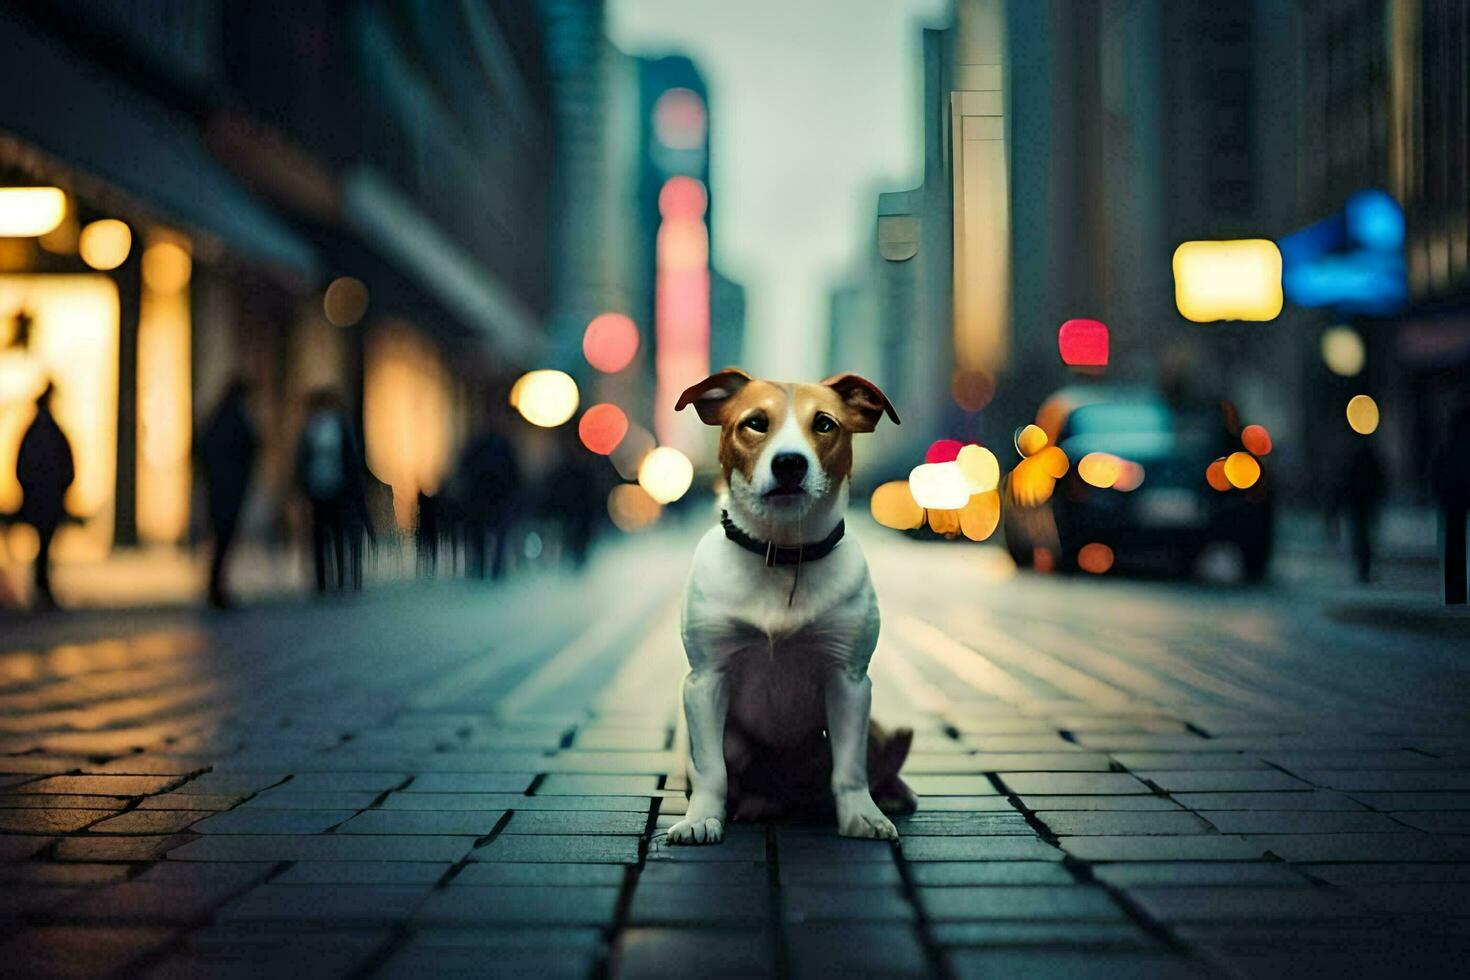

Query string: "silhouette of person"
[416, 489, 440, 577]
[544, 435, 605, 570]
[450, 426, 521, 580]
[16, 383, 74, 609]
[198, 379, 258, 608]
[1432, 400, 1470, 605]
[1343, 438, 1386, 584]
[294, 389, 362, 594]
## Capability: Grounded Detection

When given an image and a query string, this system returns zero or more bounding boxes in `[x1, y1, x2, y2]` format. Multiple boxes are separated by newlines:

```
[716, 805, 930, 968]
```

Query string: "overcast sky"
[607, 0, 951, 380]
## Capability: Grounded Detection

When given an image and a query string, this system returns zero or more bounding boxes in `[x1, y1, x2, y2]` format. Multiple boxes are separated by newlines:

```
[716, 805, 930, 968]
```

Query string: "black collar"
[720, 510, 845, 567]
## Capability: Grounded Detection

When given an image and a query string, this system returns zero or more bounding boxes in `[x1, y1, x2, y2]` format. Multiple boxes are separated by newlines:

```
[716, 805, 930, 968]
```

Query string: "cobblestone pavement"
[1, 526, 1468, 978]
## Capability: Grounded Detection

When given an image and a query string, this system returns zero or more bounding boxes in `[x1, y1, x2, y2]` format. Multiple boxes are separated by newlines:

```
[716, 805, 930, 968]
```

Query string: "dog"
[668, 368, 916, 844]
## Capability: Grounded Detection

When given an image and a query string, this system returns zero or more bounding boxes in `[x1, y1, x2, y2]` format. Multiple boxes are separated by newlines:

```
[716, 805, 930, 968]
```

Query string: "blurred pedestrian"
[198, 379, 258, 609]
[1342, 438, 1386, 584]
[416, 489, 440, 577]
[15, 383, 74, 610]
[1432, 399, 1470, 605]
[294, 389, 363, 594]
[450, 425, 521, 580]
[543, 436, 605, 570]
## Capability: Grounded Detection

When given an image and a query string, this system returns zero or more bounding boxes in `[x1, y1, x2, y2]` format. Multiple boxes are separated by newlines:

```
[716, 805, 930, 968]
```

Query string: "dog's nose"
[771, 452, 808, 486]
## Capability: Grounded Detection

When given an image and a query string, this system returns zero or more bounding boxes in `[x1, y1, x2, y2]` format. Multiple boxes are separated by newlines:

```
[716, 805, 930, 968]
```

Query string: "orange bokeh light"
[1205, 458, 1231, 491]
[578, 403, 629, 455]
[658, 176, 707, 220]
[582, 313, 640, 373]
[1240, 424, 1272, 456]
[1224, 451, 1261, 489]
[1077, 542, 1115, 574]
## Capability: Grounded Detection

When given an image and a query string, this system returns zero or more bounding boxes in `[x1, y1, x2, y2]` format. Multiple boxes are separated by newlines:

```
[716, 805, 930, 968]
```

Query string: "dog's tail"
[868, 720, 918, 815]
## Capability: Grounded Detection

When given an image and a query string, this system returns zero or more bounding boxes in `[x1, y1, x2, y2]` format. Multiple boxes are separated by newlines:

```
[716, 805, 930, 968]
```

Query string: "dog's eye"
[812, 414, 838, 434]
[741, 414, 768, 433]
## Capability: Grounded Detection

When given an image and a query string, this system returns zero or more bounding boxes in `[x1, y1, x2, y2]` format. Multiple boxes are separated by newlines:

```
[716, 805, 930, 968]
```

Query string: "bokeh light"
[0, 187, 66, 237]
[1010, 456, 1059, 506]
[1240, 424, 1272, 456]
[956, 444, 1000, 493]
[638, 446, 694, 503]
[79, 219, 132, 270]
[1321, 325, 1365, 377]
[1015, 424, 1048, 457]
[511, 369, 579, 428]
[870, 480, 924, 530]
[1035, 445, 1070, 479]
[1172, 239, 1283, 322]
[1205, 458, 1231, 492]
[960, 490, 1001, 542]
[908, 461, 971, 510]
[925, 439, 964, 464]
[1077, 542, 1115, 574]
[1077, 452, 1124, 489]
[1113, 461, 1146, 492]
[1058, 318, 1109, 366]
[324, 276, 369, 327]
[582, 313, 640, 373]
[142, 241, 191, 293]
[578, 403, 629, 455]
[927, 508, 961, 535]
[658, 176, 707, 219]
[951, 369, 995, 411]
[652, 87, 707, 151]
[1223, 451, 1261, 489]
[1346, 394, 1380, 435]
[610, 424, 655, 480]
[608, 484, 661, 532]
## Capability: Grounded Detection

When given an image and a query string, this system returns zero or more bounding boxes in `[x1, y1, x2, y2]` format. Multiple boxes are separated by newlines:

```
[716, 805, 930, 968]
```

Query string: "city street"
[1, 522, 1468, 978]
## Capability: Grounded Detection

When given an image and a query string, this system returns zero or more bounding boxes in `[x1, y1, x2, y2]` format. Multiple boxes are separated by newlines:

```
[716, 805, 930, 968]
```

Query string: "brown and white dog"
[668, 368, 916, 844]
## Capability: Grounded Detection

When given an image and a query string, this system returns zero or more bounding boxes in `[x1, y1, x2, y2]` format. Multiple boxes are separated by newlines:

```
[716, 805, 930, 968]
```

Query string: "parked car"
[1002, 386, 1274, 579]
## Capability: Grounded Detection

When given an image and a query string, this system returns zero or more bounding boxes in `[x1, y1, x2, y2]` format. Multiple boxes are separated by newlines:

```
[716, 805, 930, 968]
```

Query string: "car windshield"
[1063, 400, 1217, 457]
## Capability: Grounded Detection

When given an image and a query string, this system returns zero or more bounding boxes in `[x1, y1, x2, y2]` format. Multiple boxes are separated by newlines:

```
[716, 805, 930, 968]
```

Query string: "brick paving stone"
[535, 774, 660, 796]
[1292, 770, 1470, 792]
[1092, 862, 1312, 887]
[220, 883, 433, 922]
[136, 862, 276, 888]
[616, 927, 776, 978]
[0, 756, 95, 775]
[1245, 833, 1470, 863]
[963, 735, 1082, 752]
[1110, 753, 1268, 771]
[948, 949, 1201, 978]
[0, 885, 84, 918]
[1000, 772, 1153, 795]
[963, 753, 1114, 772]
[783, 885, 915, 922]
[87, 809, 213, 835]
[0, 794, 129, 810]
[135, 793, 246, 811]
[276, 771, 408, 792]
[1299, 863, 1470, 885]
[931, 921, 1156, 947]
[470, 833, 640, 863]
[0, 834, 56, 859]
[1017, 794, 1183, 811]
[1136, 770, 1312, 792]
[454, 861, 627, 886]
[56, 835, 184, 862]
[158, 926, 391, 978]
[787, 923, 929, 977]
[1390, 811, 1470, 834]
[0, 808, 112, 833]
[900, 836, 1064, 862]
[1346, 792, 1470, 811]
[894, 812, 1034, 836]
[909, 862, 1073, 886]
[1126, 885, 1370, 922]
[378, 939, 598, 980]
[774, 833, 896, 864]
[1169, 791, 1366, 811]
[1351, 882, 1470, 914]
[418, 885, 620, 925]
[1037, 811, 1212, 836]
[0, 862, 132, 885]
[574, 728, 670, 749]
[400, 773, 537, 793]
[647, 830, 767, 863]
[380, 791, 651, 812]
[637, 862, 764, 888]
[904, 775, 1000, 796]
[57, 881, 244, 925]
[541, 751, 675, 774]
[171, 773, 287, 795]
[16, 774, 180, 796]
[778, 861, 902, 886]
[1198, 810, 1408, 834]
[0, 926, 175, 977]
[1265, 751, 1467, 771]
[501, 809, 647, 835]
[1059, 835, 1270, 862]
[920, 885, 1123, 921]
[909, 795, 1017, 812]
[629, 883, 769, 924]
[192, 808, 357, 834]
[336, 810, 505, 836]
[167, 833, 476, 862]
[273, 861, 451, 885]
[1185, 942, 1470, 980]
[239, 790, 382, 810]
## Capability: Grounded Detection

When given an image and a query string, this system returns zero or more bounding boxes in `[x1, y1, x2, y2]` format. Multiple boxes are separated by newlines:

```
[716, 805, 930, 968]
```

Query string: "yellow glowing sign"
[1172, 239, 1283, 322]
[0, 188, 67, 237]
[638, 446, 694, 504]
[79, 219, 132, 271]
[1346, 394, 1379, 435]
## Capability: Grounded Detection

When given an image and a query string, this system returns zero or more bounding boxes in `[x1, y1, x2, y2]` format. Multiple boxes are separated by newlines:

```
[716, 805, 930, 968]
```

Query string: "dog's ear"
[676, 368, 753, 425]
[822, 373, 900, 432]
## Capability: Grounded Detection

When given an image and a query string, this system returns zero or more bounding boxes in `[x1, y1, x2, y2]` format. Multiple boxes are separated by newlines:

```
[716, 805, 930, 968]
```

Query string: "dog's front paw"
[667, 814, 725, 845]
[835, 789, 899, 840]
